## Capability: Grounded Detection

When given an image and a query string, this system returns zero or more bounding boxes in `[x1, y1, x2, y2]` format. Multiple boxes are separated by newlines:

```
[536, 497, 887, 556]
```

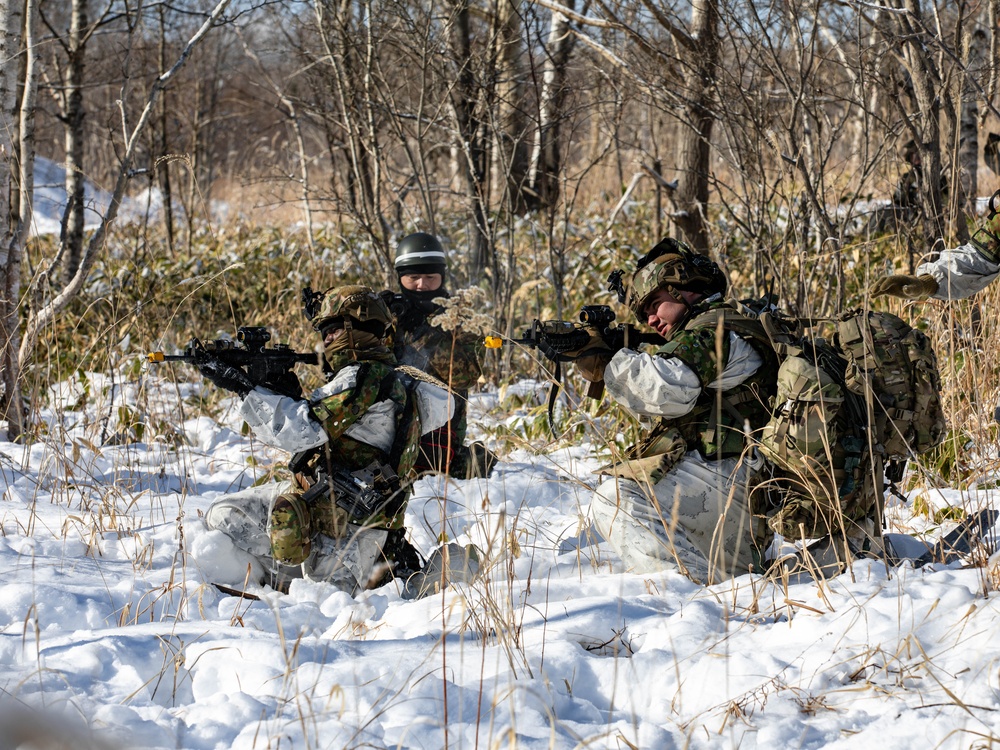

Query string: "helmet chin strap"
[660, 286, 709, 335]
[344, 320, 358, 360]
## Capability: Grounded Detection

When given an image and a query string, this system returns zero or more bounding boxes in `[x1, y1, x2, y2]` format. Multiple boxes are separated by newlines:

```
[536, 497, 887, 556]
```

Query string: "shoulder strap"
[684, 306, 777, 358]
[387, 368, 423, 478]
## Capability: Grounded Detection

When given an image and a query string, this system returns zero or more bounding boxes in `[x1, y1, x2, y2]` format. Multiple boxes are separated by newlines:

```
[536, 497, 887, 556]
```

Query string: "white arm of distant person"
[917, 243, 1000, 301]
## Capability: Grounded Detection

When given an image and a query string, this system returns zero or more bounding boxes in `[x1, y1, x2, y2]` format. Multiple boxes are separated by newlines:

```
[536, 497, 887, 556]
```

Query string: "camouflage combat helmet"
[395, 232, 447, 276]
[611, 238, 727, 316]
[312, 285, 394, 338]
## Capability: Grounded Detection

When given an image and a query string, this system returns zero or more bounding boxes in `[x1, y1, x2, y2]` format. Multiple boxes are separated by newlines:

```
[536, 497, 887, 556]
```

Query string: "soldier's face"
[643, 287, 699, 336]
[323, 326, 345, 345]
[400, 273, 443, 292]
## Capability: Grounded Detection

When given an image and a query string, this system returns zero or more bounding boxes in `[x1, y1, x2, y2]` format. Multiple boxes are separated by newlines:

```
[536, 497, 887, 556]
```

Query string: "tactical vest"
[303, 361, 422, 530]
[639, 303, 779, 461]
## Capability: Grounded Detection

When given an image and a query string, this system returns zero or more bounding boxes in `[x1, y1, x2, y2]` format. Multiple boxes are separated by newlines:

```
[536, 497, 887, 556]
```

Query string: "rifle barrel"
[147, 352, 193, 363]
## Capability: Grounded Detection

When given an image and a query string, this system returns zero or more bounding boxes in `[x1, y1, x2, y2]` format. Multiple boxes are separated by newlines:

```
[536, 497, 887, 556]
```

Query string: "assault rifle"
[507, 304, 664, 365]
[487, 304, 665, 434]
[300, 461, 403, 522]
[148, 326, 319, 398]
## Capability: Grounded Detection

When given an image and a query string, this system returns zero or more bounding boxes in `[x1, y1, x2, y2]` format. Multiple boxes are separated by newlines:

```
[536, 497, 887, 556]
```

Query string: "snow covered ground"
[1, 370, 1000, 750]
[29, 157, 160, 237]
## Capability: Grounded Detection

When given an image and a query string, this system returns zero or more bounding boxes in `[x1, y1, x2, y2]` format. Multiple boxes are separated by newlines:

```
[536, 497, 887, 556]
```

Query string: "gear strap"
[678, 307, 777, 445]
[970, 189, 1000, 264]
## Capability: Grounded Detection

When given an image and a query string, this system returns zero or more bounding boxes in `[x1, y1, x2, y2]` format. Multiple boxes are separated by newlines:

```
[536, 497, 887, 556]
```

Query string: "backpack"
[732, 303, 947, 539]
[835, 311, 946, 459]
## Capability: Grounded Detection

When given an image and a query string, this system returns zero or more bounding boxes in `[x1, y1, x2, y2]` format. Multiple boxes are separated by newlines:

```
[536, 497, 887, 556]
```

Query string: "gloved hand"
[869, 273, 939, 300]
[575, 352, 613, 383]
[197, 356, 254, 397]
[575, 327, 616, 357]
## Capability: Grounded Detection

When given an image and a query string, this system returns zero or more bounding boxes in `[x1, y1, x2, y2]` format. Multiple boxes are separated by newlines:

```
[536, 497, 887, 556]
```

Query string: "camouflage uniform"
[206, 286, 453, 593]
[597, 242, 897, 582]
[383, 290, 485, 475]
[592, 296, 779, 583]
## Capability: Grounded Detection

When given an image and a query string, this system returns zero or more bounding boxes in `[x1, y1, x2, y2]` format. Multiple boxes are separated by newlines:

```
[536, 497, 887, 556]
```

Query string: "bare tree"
[491, 0, 532, 212]
[446, 0, 494, 279]
[1, 0, 234, 441]
[527, 0, 582, 209]
[957, 22, 987, 216]
[530, 0, 721, 251]
[0, 0, 35, 439]
[42, 0, 90, 283]
[239, 26, 316, 250]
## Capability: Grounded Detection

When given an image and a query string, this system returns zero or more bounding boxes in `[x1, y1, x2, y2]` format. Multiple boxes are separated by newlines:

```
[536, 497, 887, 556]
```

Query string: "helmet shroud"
[624, 238, 727, 316]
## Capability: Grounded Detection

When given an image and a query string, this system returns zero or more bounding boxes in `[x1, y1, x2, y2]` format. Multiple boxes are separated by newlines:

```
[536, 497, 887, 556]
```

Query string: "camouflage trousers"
[590, 450, 765, 584]
[205, 481, 388, 594]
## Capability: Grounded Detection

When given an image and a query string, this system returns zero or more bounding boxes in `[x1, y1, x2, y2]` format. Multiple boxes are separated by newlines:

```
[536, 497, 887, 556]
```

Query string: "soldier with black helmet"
[203, 285, 462, 594]
[382, 232, 496, 478]
[587, 239, 780, 583]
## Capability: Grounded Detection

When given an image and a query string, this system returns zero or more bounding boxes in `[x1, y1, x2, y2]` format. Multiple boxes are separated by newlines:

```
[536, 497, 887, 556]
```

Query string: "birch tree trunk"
[0, 0, 24, 438]
[0, 0, 36, 441]
[957, 24, 986, 217]
[61, 0, 87, 284]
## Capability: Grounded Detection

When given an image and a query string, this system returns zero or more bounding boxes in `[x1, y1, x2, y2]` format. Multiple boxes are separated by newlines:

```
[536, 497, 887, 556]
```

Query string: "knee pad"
[269, 493, 312, 565]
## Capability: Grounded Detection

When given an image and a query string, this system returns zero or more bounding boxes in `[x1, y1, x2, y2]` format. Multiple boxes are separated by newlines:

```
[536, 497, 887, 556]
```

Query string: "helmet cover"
[623, 239, 727, 315]
[313, 285, 394, 338]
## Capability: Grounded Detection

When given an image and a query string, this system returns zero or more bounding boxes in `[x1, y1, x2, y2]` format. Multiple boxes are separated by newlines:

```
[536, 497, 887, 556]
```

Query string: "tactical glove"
[197, 356, 254, 397]
[575, 352, 613, 383]
[869, 273, 939, 300]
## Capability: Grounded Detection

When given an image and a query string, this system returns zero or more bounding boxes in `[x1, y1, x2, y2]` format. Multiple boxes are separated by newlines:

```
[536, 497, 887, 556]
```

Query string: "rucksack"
[720, 302, 947, 540]
[836, 311, 946, 459]
[752, 306, 946, 462]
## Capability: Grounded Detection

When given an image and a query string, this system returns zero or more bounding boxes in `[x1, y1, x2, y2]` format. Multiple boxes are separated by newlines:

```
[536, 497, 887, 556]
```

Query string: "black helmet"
[395, 232, 447, 276]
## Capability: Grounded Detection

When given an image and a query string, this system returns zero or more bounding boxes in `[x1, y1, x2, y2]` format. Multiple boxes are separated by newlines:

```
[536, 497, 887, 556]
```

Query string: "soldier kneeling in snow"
[580, 242, 780, 584]
[202, 285, 477, 595]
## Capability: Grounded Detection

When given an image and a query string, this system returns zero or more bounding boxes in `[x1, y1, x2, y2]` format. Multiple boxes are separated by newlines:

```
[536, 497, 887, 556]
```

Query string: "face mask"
[322, 327, 396, 373]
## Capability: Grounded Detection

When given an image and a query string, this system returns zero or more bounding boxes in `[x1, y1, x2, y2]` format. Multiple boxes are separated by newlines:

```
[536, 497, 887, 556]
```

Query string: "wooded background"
[1, 0, 998, 440]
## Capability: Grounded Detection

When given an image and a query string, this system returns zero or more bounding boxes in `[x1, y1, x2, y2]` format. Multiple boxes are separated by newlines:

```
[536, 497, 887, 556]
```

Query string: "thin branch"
[19, 0, 234, 363]
[638, 0, 695, 50]
[528, 0, 619, 30]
